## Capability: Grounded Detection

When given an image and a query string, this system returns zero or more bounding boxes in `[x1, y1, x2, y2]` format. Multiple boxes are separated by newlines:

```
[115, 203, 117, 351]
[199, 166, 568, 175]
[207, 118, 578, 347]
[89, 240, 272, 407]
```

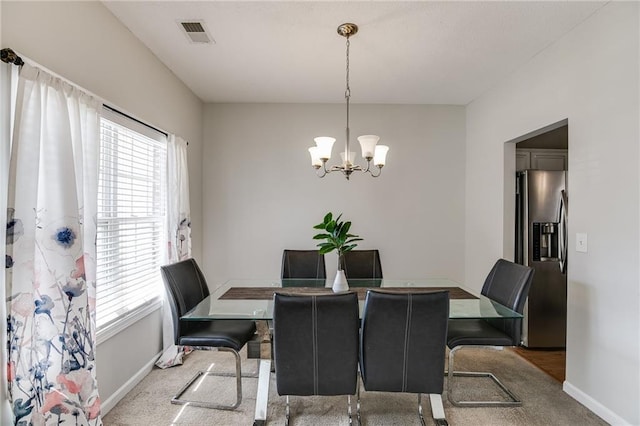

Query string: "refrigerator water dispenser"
[532, 222, 559, 261]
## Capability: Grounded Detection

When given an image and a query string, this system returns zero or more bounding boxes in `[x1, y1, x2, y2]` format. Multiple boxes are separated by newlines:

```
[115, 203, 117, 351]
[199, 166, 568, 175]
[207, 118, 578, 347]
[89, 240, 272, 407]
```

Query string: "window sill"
[96, 299, 162, 345]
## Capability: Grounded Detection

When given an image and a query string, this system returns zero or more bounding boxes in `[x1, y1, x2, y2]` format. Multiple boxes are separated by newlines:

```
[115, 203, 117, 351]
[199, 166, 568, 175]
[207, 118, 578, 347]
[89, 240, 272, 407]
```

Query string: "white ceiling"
[103, 1, 606, 105]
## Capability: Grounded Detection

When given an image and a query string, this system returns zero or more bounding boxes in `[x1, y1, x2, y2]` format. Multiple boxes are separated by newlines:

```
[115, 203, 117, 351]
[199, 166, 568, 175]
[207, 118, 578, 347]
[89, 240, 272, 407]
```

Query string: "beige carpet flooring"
[103, 348, 606, 426]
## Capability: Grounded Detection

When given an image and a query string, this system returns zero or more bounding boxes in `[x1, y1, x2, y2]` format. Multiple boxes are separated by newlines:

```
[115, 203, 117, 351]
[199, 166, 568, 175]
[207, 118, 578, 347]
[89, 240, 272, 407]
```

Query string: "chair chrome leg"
[356, 376, 362, 426]
[171, 347, 243, 410]
[447, 345, 522, 407]
[417, 393, 426, 426]
[285, 395, 290, 426]
[236, 357, 260, 378]
[348, 395, 353, 425]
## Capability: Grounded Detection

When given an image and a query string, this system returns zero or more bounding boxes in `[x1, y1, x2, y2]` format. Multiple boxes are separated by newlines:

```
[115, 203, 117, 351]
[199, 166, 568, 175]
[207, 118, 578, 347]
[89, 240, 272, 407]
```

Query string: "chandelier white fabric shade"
[308, 23, 389, 180]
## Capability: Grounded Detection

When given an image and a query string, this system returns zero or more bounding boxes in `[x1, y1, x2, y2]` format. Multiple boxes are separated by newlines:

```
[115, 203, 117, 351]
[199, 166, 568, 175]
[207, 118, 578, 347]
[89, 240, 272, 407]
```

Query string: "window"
[96, 108, 167, 337]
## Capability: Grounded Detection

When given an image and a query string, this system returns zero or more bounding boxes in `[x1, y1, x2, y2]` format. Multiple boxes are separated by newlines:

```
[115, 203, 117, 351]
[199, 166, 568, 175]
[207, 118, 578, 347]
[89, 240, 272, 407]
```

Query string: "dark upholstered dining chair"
[359, 290, 450, 426]
[341, 249, 383, 279]
[446, 258, 534, 407]
[161, 258, 257, 410]
[281, 249, 326, 279]
[273, 292, 360, 425]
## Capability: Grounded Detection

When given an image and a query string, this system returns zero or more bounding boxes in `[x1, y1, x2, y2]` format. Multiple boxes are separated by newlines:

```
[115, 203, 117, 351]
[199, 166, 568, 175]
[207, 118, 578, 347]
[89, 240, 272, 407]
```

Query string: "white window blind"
[96, 109, 167, 332]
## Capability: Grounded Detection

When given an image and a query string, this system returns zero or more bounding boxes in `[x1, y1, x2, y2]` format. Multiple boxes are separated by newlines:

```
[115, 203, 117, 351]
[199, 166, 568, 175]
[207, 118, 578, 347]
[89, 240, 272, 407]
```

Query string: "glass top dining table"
[181, 278, 522, 321]
[181, 278, 521, 426]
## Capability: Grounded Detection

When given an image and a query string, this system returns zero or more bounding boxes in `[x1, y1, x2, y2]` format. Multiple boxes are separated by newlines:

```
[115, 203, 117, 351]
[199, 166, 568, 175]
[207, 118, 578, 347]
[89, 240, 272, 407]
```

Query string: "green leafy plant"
[313, 212, 363, 269]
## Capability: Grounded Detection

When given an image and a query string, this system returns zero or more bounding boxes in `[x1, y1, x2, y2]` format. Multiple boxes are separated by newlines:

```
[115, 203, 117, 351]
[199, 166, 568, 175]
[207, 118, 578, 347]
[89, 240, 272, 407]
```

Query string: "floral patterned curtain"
[1, 58, 21, 426]
[156, 134, 192, 369]
[5, 64, 102, 425]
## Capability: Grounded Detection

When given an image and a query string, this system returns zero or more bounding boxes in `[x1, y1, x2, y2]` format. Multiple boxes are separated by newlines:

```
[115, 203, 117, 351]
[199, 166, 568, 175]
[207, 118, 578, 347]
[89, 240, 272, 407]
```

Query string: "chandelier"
[308, 23, 389, 180]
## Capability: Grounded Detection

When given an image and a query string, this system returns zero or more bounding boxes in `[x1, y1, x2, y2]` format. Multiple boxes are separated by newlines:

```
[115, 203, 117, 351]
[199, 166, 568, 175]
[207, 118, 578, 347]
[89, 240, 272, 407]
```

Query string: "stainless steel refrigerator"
[515, 170, 568, 348]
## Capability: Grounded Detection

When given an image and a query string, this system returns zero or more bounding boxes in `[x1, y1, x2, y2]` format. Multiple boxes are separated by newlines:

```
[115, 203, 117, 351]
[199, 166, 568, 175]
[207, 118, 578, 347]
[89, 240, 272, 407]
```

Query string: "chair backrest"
[341, 249, 383, 279]
[160, 258, 210, 344]
[480, 258, 535, 344]
[360, 290, 449, 394]
[273, 292, 359, 396]
[281, 249, 326, 279]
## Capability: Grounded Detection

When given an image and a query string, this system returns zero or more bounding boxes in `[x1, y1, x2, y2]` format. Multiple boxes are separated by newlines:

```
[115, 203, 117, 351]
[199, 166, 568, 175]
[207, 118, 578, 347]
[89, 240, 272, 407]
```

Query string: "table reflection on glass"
[181, 278, 522, 425]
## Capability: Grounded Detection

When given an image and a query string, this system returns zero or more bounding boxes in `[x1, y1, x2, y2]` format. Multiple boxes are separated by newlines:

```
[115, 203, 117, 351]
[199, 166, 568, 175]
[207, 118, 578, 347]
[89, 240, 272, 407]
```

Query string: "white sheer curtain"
[156, 134, 192, 369]
[166, 134, 192, 263]
[5, 64, 102, 425]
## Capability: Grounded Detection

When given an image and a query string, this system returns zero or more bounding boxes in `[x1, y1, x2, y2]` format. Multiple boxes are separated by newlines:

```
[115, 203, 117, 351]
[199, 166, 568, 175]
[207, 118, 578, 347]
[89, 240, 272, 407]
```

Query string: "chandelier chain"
[345, 38, 351, 100]
[345, 36, 351, 160]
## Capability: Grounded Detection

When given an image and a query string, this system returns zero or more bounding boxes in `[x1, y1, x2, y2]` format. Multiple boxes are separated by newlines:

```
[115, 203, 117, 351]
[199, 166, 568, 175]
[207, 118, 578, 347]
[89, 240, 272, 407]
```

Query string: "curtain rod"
[1, 48, 24, 66]
[103, 104, 169, 138]
[1, 47, 187, 145]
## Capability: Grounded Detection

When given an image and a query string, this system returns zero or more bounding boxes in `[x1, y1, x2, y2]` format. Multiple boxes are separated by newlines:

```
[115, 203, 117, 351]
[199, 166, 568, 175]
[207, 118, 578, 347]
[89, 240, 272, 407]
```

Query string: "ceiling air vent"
[179, 20, 214, 44]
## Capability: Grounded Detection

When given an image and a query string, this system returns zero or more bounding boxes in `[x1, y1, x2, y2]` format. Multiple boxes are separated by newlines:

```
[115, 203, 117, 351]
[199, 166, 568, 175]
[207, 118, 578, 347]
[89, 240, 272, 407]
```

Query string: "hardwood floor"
[511, 346, 566, 383]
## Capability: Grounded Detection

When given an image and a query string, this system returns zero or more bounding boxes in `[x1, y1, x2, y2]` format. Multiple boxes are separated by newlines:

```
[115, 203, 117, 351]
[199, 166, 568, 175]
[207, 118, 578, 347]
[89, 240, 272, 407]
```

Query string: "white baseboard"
[101, 351, 162, 416]
[563, 380, 630, 425]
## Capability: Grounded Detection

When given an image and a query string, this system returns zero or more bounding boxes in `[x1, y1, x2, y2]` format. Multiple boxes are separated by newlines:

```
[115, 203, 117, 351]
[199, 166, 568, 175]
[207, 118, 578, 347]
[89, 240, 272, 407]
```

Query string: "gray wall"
[202, 103, 466, 285]
[465, 2, 639, 424]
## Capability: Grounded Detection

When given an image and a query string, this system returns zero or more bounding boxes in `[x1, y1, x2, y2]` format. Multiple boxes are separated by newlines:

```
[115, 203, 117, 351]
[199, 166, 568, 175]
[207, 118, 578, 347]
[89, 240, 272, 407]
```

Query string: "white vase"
[332, 269, 349, 293]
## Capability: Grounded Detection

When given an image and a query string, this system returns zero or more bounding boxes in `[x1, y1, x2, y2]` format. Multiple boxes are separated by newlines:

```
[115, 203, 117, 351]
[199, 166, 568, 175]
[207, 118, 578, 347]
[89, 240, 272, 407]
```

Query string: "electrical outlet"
[576, 233, 588, 253]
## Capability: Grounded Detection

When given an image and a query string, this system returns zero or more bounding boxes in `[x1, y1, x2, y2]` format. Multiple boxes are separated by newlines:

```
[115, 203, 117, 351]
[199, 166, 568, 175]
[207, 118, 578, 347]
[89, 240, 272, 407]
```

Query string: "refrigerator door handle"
[558, 189, 568, 274]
